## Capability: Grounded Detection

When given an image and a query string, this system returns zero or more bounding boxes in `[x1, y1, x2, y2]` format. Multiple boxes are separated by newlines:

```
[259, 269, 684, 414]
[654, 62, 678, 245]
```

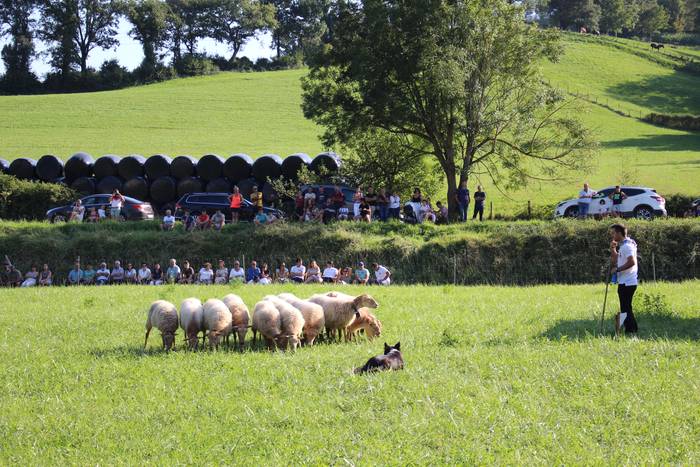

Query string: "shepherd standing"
[610, 223, 639, 335]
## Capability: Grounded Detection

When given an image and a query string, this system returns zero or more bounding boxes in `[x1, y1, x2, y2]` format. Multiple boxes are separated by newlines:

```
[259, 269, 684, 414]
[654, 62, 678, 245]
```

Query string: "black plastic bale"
[177, 176, 204, 198]
[281, 153, 312, 181]
[122, 176, 150, 201]
[0, 158, 9, 173]
[171, 155, 198, 179]
[150, 176, 177, 204]
[236, 177, 260, 198]
[96, 175, 124, 194]
[118, 154, 146, 180]
[70, 176, 97, 195]
[197, 154, 224, 182]
[93, 154, 122, 179]
[206, 177, 232, 193]
[262, 183, 279, 204]
[252, 154, 283, 183]
[36, 154, 64, 181]
[64, 152, 94, 182]
[145, 154, 172, 179]
[8, 158, 37, 180]
[223, 153, 253, 182]
[310, 152, 341, 176]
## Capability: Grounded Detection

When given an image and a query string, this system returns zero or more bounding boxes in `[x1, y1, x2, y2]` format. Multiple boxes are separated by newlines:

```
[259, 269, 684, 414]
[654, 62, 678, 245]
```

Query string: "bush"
[663, 193, 699, 217]
[175, 54, 220, 77]
[643, 113, 700, 131]
[98, 60, 134, 90]
[0, 174, 77, 220]
[653, 32, 700, 46]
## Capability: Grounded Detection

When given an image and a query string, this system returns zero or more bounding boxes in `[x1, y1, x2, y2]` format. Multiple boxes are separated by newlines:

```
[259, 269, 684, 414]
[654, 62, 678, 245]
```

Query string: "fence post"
[528, 200, 532, 219]
[242, 254, 246, 271]
[489, 202, 493, 220]
[652, 252, 656, 282]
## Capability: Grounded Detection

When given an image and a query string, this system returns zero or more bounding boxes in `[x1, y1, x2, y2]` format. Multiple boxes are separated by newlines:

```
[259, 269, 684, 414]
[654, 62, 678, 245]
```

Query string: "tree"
[40, 0, 80, 77]
[268, 0, 331, 60]
[659, 0, 686, 31]
[209, 0, 276, 61]
[0, 0, 40, 94]
[125, 0, 170, 77]
[166, 0, 216, 58]
[73, 0, 120, 75]
[549, 0, 601, 30]
[301, 0, 595, 216]
[635, 0, 671, 36]
[599, 0, 639, 34]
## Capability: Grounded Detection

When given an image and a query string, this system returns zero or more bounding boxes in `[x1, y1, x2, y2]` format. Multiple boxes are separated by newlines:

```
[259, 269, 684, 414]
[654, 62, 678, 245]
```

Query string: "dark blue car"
[174, 192, 284, 222]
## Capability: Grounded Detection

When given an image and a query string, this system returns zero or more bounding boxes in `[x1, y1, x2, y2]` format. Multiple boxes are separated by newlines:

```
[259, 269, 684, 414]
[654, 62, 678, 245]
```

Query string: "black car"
[174, 193, 285, 221]
[46, 194, 155, 222]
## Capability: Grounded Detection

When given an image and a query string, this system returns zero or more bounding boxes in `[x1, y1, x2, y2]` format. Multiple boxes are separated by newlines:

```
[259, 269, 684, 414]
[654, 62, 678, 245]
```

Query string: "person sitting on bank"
[68, 262, 83, 286]
[87, 207, 99, 223]
[196, 211, 211, 230]
[137, 263, 151, 285]
[38, 264, 52, 286]
[151, 263, 164, 285]
[214, 260, 228, 284]
[276, 262, 290, 283]
[228, 260, 245, 283]
[305, 260, 322, 284]
[179, 260, 195, 284]
[290, 258, 306, 283]
[246, 260, 261, 284]
[21, 265, 39, 287]
[125, 263, 137, 284]
[337, 205, 350, 221]
[95, 262, 111, 285]
[359, 199, 372, 222]
[182, 209, 196, 232]
[372, 263, 391, 286]
[166, 258, 181, 284]
[197, 262, 214, 285]
[322, 261, 339, 283]
[254, 209, 269, 226]
[161, 209, 176, 231]
[435, 201, 449, 225]
[110, 260, 125, 284]
[259, 263, 272, 285]
[354, 262, 370, 285]
[338, 267, 353, 284]
[82, 264, 96, 285]
[211, 209, 226, 231]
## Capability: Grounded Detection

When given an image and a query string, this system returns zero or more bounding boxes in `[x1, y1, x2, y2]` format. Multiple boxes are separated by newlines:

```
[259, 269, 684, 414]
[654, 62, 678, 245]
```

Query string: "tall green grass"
[0, 282, 698, 463]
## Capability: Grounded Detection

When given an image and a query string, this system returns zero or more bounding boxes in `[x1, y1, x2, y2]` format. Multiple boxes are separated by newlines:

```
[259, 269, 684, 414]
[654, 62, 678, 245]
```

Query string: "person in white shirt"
[70, 200, 85, 222]
[372, 263, 391, 286]
[137, 263, 151, 284]
[95, 262, 110, 285]
[610, 223, 638, 334]
[337, 206, 350, 221]
[97, 205, 107, 220]
[110, 189, 125, 220]
[214, 260, 229, 284]
[389, 193, 401, 219]
[161, 209, 176, 231]
[198, 262, 214, 285]
[322, 261, 339, 283]
[110, 260, 125, 284]
[577, 183, 596, 219]
[229, 260, 245, 283]
[125, 263, 137, 283]
[290, 258, 306, 283]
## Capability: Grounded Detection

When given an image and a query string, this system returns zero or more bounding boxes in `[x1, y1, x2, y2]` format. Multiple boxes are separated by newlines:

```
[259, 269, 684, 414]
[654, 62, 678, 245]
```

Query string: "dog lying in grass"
[354, 342, 404, 374]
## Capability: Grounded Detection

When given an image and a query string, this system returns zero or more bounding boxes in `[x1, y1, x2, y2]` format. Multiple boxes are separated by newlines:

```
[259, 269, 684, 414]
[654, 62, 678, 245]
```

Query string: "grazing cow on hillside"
[650, 43, 664, 51]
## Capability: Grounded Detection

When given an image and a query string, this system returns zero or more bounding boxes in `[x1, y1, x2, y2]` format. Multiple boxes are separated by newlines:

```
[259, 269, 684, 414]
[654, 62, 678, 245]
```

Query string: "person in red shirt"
[228, 186, 243, 223]
[196, 210, 211, 230]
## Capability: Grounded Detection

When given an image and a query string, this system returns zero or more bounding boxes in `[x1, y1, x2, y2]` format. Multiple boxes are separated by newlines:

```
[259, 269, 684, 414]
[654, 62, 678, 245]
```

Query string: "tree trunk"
[445, 163, 458, 219]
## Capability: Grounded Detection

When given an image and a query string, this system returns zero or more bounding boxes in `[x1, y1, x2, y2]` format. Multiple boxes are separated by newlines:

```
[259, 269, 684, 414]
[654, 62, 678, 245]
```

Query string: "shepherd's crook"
[599, 265, 612, 334]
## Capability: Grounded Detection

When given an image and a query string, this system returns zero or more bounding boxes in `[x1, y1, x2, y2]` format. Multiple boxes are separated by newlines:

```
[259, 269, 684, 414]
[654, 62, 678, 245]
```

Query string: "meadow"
[0, 282, 698, 463]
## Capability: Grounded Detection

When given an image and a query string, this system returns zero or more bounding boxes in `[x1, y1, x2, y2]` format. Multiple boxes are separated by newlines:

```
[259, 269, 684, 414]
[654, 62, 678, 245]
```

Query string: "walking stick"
[600, 264, 612, 334]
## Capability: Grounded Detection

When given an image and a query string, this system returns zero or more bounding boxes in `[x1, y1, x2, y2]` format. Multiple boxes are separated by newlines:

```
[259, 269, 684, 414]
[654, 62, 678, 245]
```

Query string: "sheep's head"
[186, 334, 199, 350]
[354, 294, 379, 310]
[208, 331, 223, 347]
[367, 318, 382, 338]
[287, 334, 300, 350]
[162, 332, 176, 351]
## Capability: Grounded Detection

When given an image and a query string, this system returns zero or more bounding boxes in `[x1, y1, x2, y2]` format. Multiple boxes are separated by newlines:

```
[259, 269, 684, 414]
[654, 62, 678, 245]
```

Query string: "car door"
[590, 188, 614, 215]
[620, 188, 643, 215]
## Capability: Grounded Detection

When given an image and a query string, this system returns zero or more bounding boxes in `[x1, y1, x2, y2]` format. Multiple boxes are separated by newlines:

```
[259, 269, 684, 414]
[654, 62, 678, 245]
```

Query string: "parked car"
[554, 186, 666, 220]
[174, 192, 285, 221]
[47, 194, 155, 222]
[299, 184, 357, 209]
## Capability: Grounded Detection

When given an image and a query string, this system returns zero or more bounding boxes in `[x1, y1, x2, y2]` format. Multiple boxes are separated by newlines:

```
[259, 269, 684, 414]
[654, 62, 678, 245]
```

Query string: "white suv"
[554, 186, 667, 220]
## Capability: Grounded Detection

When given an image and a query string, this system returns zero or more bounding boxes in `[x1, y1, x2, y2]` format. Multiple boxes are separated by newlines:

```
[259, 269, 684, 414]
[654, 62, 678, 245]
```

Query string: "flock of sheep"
[144, 291, 382, 352]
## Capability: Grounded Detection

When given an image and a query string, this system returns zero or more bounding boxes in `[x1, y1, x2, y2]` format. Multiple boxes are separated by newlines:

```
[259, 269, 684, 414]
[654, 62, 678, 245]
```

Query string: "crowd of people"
[0, 258, 392, 287]
[68, 189, 126, 222]
[577, 183, 629, 219]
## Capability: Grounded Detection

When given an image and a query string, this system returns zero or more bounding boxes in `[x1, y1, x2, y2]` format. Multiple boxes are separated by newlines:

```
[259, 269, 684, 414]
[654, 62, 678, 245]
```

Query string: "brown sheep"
[308, 292, 379, 341]
[346, 307, 382, 342]
[179, 297, 204, 350]
[222, 293, 251, 351]
[264, 295, 305, 351]
[144, 300, 179, 351]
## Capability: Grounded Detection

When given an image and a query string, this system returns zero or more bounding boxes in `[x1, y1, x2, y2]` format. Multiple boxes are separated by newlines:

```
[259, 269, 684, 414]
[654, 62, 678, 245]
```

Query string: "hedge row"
[0, 219, 697, 285]
[0, 174, 77, 220]
[643, 113, 700, 131]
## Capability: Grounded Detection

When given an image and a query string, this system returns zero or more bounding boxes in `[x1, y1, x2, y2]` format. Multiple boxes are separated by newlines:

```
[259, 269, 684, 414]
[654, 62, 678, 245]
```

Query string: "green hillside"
[0, 34, 698, 214]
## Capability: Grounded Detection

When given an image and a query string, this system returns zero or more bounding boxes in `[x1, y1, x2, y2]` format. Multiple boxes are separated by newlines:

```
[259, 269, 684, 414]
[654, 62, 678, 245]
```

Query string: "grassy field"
[0, 35, 698, 215]
[0, 282, 698, 463]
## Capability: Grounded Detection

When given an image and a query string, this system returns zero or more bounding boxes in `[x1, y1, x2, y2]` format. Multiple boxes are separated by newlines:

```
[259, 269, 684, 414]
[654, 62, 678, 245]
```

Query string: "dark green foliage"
[175, 54, 219, 76]
[0, 174, 77, 220]
[663, 193, 699, 216]
[643, 112, 700, 130]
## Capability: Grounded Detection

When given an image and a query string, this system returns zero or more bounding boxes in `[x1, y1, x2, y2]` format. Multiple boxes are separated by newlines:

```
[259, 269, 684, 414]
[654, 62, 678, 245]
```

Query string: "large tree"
[208, 0, 276, 61]
[40, 0, 80, 76]
[166, 0, 216, 58]
[301, 0, 595, 215]
[549, 0, 602, 30]
[125, 0, 170, 76]
[268, 0, 331, 60]
[73, 0, 120, 74]
[0, 0, 40, 93]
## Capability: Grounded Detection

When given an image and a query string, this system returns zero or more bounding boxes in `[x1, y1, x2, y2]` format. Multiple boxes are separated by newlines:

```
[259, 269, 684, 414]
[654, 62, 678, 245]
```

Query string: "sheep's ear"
[394, 342, 401, 351]
[384, 342, 390, 354]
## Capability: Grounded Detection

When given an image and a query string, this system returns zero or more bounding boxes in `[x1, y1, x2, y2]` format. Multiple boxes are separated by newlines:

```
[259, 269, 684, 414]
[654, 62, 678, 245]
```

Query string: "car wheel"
[52, 214, 67, 223]
[634, 205, 653, 220]
[564, 206, 579, 218]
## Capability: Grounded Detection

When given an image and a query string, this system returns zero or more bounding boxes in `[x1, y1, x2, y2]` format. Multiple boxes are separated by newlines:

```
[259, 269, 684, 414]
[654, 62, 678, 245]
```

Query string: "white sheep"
[278, 292, 325, 346]
[179, 297, 204, 350]
[264, 295, 305, 351]
[144, 300, 179, 351]
[203, 298, 232, 350]
[222, 293, 251, 351]
[308, 292, 379, 341]
[252, 299, 282, 350]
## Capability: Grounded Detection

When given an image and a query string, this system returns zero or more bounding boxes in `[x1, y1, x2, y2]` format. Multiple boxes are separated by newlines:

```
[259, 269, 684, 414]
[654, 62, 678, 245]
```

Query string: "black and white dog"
[354, 342, 404, 374]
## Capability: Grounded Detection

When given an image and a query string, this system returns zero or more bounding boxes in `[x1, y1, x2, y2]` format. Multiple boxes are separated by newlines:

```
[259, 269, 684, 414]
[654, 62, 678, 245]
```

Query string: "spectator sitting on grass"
[354, 262, 370, 285]
[305, 260, 322, 284]
[435, 201, 449, 224]
[322, 261, 339, 283]
[87, 207, 99, 223]
[197, 262, 213, 285]
[305, 205, 323, 223]
[182, 209, 196, 232]
[338, 205, 350, 220]
[110, 261, 125, 284]
[21, 265, 39, 287]
[95, 262, 110, 286]
[161, 209, 176, 231]
[259, 263, 272, 285]
[97, 205, 107, 221]
[421, 199, 436, 223]
[246, 260, 261, 284]
[82, 264, 96, 285]
[352, 187, 363, 219]
[137, 263, 151, 285]
[372, 263, 391, 286]
[338, 267, 353, 284]
[125, 263, 137, 284]
[304, 187, 316, 210]
[179, 260, 194, 284]
[196, 211, 211, 230]
[38, 264, 52, 286]
[290, 258, 306, 283]
[151, 263, 164, 285]
[68, 262, 83, 286]
[211, 209, 226, 231]
[276, 262, 289, 283]
[215, 260, 228, 284]
[166, 258, 181, 284]
[254, 209, 269, 226]
[228, 260, 245, 283]
[323, 198, 337, 224]
[332, 186, 345, 211]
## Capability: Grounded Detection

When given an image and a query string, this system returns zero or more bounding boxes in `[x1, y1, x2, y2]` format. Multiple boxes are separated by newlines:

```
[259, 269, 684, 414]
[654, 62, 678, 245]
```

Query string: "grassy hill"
[0, 34, 698, 214]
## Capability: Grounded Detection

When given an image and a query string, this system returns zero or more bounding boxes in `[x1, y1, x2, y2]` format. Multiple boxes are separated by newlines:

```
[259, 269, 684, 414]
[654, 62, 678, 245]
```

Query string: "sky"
[0, 18, 275, 78]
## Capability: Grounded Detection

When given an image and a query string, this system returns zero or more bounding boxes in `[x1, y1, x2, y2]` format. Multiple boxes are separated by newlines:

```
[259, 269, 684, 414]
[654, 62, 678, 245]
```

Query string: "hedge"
[643, 113, 700, 132]
[0, 219, 697, 285]
[0, 175, 77, 220]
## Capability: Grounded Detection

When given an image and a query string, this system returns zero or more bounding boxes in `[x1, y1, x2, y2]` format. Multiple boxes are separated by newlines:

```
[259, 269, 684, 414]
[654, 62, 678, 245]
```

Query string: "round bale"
[8, 158, 37, 180]
[171, 155, 198, 179]
[206, 177, 232, 193]
[177, 176, 205, 198]
[96, 175, 124, 194]
[70, 176, 97, 195]
[252, 154, 283, 183]
[281, 153, 312, 181]
[122, 176, 150, 201]
[310, 152, 341, 176]
[150, 176, 177, 205]
[93, 154, 122, 179]
[64, 152, 94, 182]
[36, 154, 64, 181]
[197, 154, 224, 182]
[145, 154, 172, 179]
[118, 154, 146, 180]
[223, 153, 253, 183]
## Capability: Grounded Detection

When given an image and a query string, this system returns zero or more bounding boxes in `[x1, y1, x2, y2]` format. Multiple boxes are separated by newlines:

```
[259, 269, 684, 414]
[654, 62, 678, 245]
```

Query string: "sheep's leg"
[238, 329, 247, 351]
[144, 327, 151, 349]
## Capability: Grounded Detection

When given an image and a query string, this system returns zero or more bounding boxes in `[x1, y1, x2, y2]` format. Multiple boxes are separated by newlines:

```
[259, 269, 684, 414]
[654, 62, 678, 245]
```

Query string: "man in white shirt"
[161, 209, 176, 231]
[110, 260, 125, 284]
[290, 258, 306, 283]
[577, 183, 596, 219]
[389, 193, 401, 219]
[610, 223, 639, 334]
[95, 262, 110, 285]
[110, 190, 125, 220]
[372, 263, 391, 286]
[137, 263, 151, 285]
[229, 260, 245, 283]
[322, 261, 339, 283]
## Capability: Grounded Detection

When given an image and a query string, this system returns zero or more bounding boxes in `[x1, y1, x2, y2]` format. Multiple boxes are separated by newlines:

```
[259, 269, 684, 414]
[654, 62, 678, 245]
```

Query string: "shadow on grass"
[602, 134, 700, 152]
[606, 74, 700, 115]
[542, 312, 700, 341]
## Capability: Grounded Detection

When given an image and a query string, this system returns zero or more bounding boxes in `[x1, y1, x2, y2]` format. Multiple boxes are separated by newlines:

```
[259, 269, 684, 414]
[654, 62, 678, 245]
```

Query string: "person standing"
[109, 189, 125, 221]
[388, 192, 401, 220]
[229, 186, 243, 223]
[608, 185, 627, 218]
[577, 183, 596, 219]
[377, 188, 389, 222]
[250, 185, 264, 211]
[472, 185, 486, 221]
[455, 181, 470, 222]
[610, 223, 638, 335]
